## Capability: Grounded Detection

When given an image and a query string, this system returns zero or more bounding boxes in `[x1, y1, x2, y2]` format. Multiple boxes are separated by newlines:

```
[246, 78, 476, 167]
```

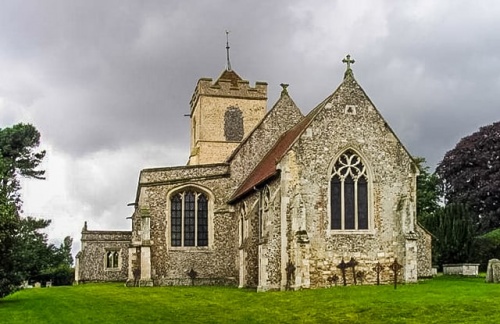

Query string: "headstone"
[34, 282, 41, 288]
[373, 262, 384, 285]
[486, 259, 500, 283]
[336, 258, 349, 286]
[46, 281, 52, 288]
[347, 257, 358, 285]
[389, 258, 403, 290]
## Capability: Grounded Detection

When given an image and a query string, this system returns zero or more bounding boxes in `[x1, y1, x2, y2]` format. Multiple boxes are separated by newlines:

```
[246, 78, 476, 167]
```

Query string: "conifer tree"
[425, 203, 476, 267]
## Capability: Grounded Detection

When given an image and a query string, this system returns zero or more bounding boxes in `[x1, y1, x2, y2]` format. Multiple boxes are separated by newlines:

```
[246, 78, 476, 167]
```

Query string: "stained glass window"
[170, 190, 209, 247]
[330, 151, 369, 230]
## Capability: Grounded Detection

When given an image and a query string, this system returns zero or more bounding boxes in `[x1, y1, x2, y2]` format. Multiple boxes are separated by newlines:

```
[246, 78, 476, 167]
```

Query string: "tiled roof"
[229, 114, 313, 202]
[215, 69, 242, 87]
[228, 86, 338, 203]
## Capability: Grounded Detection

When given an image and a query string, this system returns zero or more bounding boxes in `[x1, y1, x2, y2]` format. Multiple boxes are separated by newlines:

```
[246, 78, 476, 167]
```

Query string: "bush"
[32, 266, 74, 286]
[471, 228, 500, 271]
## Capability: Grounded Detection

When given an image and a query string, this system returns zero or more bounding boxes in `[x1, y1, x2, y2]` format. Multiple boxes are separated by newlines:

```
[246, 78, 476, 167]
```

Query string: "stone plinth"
[443, 263, 480, 276]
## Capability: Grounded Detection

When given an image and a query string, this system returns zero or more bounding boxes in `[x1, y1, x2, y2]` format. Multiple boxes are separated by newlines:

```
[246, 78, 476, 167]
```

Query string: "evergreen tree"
[425, 203, 476, 267]
[415, 157, 440, 226]
[0, 123, 46, 297]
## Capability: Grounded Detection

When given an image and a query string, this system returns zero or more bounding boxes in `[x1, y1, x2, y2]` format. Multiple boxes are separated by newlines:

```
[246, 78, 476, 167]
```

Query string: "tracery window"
[171, 190, 209, 247]
[106, 251, 119, 269]
[330, 150, 369, 230]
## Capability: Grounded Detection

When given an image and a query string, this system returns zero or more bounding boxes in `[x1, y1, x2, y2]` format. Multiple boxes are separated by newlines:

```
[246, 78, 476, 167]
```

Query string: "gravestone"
[34, 282, 41, 288]
[486, 259, 500, 283]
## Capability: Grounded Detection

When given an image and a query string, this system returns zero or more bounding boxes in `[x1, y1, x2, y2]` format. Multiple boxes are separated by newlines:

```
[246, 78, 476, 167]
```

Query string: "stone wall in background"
[76, 229, 131, 282]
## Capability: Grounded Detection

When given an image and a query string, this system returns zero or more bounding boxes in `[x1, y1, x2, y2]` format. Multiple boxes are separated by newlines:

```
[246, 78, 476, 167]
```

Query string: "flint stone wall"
[77, 230, 132, 282]
[228, 92, 303, 188]
[416, 225, 433, 277]
[136, 164, 238, 286]
[273, 74, 430, 288]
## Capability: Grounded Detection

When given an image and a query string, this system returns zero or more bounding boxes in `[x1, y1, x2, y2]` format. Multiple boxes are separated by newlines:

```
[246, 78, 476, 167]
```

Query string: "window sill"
[169, 246, 212, 252]
[105, 268, 121, 271]
[327, 229, 375, 235]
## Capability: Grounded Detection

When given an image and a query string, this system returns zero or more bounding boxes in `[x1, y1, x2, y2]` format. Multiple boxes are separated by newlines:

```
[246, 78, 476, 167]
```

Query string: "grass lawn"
[1, 275, 499, 323]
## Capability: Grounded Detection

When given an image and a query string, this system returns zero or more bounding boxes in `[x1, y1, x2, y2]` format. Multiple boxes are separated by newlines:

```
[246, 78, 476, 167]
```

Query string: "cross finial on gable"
[342, 54, 355, 70]
[342, 54, 355, 79]
[280, 83, 289, 96]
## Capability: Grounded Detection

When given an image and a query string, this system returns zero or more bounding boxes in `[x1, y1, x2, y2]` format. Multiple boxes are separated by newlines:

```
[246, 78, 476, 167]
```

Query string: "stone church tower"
[188, 69, 267, 165]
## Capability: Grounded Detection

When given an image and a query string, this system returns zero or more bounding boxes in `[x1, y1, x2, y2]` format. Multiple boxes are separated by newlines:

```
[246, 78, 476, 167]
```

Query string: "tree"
[471, 228, 500, 270]
[0, 123, 46, 297]
[415, 157, 440, 226]
[436, 121, 500, 233]
[424, 203, 476, 267]
[12, 217, 54, 281]
[0, 199, 19, 297]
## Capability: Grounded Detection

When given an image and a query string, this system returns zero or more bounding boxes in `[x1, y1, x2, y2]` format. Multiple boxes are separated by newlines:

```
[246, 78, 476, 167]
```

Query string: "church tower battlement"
[188, 31, 268, 165]
[188, 69, 267, 165]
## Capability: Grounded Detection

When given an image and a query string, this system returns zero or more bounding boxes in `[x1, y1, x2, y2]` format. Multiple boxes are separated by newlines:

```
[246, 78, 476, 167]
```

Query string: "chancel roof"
[228, 112, 315, 203]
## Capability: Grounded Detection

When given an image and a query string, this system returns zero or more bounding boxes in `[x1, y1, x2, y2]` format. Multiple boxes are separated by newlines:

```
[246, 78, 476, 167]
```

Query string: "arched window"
[330, 150, 369, 230]
[171, 190, 209, 247]
[106, 251, 119, 269]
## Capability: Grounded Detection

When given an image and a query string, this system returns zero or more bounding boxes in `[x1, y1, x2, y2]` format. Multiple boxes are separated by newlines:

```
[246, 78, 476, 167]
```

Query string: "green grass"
[1, 276, 499, 323]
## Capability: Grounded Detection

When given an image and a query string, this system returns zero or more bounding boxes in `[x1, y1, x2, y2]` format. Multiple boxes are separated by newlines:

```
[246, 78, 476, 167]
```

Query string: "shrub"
[471, 228, 500, 271]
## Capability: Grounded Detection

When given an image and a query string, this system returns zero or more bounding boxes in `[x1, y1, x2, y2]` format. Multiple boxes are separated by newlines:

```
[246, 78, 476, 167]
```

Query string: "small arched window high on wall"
[330, 150, 369, 230]
[171, 190, 209, 247]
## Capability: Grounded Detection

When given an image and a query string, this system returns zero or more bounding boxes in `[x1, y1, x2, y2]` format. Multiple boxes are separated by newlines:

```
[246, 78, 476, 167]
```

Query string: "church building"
[75, 55, 432, 290]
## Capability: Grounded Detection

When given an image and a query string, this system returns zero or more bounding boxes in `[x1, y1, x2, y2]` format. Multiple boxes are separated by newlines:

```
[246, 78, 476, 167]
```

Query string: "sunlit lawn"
[1, 275, 499, 323]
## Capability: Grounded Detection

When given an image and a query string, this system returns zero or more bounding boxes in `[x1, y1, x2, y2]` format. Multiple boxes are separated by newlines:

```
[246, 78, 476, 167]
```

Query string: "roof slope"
[229, 71, 416, 203]
[226, 87, 303, 163]
[228, 114, 312, 202]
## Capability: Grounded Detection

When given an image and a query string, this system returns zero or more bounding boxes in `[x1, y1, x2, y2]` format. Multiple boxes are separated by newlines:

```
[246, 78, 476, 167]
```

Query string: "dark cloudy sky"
[1, 0, 499, 253]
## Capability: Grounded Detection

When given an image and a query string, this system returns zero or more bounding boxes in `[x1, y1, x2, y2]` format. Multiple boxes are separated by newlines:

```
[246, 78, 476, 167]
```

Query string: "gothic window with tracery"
[106, 251, 119, 269]
[330, 150, 369, 230]
[171, 190, 209, 247]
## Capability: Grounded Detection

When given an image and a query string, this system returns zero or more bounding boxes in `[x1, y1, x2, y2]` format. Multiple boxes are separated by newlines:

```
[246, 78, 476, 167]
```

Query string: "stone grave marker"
[486, 259, 500, 283]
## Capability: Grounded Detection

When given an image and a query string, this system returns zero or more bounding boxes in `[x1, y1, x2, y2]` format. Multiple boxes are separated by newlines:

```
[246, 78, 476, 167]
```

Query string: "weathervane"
[226, 30, 232, 71]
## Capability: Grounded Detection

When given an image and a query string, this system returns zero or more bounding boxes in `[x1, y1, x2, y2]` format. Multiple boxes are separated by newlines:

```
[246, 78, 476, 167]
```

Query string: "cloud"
[2, 0, 500, 253]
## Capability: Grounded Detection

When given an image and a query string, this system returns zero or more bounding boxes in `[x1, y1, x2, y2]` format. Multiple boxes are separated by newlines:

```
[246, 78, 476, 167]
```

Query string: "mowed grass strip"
[1, 276, 499, 323]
